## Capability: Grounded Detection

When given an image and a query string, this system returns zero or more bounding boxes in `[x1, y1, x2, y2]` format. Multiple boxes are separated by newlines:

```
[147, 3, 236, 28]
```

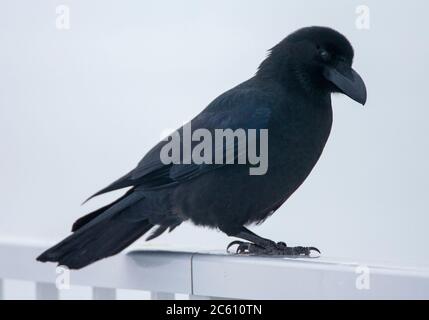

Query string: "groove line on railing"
[190, 252, 196, 296]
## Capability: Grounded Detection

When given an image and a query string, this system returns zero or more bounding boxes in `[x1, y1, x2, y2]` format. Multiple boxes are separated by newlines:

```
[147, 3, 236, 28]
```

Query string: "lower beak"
[323, 62, 367, 105]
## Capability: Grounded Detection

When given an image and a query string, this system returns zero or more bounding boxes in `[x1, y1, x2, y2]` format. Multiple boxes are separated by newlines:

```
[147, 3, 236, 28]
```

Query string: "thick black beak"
[323, 62, 367, 105]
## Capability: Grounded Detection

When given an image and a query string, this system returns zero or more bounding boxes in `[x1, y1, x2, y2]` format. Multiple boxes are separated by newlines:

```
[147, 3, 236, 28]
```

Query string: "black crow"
[37, 26, 366, 269]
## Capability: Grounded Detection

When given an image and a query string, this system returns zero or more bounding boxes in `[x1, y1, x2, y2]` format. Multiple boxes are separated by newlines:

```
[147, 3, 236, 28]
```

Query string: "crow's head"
[258, 26, 367, 105]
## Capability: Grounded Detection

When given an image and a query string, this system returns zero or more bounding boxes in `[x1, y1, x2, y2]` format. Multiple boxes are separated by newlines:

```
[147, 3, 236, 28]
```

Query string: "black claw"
[226, 240, 244, 253]
[236, 243, 249, 254]
[308, 247, 321, 254]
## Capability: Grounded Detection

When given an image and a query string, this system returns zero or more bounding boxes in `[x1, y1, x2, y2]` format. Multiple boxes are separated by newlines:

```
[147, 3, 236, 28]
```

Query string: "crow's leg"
[225, 226, 320, 256]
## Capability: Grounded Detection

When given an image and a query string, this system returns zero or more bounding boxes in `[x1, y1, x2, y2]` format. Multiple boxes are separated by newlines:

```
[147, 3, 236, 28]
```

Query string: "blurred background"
[0, 0, 428, 298]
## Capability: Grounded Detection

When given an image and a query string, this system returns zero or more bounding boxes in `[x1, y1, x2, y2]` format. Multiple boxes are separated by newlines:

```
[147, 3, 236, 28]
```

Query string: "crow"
[37, 26, 366, 269]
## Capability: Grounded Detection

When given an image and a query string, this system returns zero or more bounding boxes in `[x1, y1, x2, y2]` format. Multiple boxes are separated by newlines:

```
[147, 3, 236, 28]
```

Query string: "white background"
[1, 0, 428, 280]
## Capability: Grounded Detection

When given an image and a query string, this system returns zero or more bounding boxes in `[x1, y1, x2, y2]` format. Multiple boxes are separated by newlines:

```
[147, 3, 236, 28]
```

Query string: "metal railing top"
[1, 242, 429, 299]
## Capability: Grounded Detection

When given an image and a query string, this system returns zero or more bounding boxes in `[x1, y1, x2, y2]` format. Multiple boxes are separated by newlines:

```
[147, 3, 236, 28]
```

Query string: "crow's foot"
[226, 240, 320, 257]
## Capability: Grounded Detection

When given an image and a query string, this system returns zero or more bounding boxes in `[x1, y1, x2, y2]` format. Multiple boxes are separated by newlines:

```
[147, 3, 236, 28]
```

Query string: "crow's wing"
[85, 86, 273, 201]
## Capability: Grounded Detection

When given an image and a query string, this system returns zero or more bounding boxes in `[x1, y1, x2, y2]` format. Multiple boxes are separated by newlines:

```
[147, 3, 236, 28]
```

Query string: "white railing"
[1, 241, 429, 299]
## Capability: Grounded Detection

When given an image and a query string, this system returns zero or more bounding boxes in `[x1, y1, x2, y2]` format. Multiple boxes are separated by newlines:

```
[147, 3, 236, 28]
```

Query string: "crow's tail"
[37, 192, 154, 269]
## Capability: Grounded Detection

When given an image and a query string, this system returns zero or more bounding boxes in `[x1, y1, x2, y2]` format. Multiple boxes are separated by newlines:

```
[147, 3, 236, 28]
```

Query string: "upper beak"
[323, 62, 367, 105]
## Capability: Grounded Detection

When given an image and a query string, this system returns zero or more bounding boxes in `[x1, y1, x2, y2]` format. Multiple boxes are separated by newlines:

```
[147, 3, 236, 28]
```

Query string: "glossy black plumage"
[37, 26, 366, 269]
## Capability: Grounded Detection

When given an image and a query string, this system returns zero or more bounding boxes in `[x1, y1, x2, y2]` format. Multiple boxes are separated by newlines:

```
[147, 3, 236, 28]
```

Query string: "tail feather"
[37, 217, 153, 269]
[146, 225, 168, 241]
[72, 189, 134, 232]
[37, 192, 153, 269]
[82, 172, 134, 204]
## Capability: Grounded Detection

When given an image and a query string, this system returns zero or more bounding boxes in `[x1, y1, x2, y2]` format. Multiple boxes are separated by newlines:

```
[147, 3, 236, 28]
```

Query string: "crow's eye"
[319, 49, 331, 61]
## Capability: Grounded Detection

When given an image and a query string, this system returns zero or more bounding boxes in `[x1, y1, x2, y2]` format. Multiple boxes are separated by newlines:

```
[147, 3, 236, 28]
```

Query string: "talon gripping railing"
[1, 241, 429, 299]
